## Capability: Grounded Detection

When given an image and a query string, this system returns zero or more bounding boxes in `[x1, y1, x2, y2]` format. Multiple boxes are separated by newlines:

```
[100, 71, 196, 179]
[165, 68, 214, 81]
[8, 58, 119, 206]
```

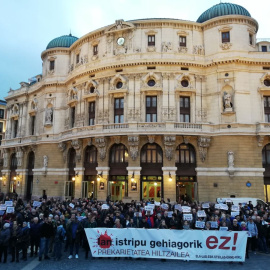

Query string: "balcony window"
[146, 96, 157, 122]
[264, 96, 270, 122]
[89, 102, 95, 126]
[180, 96, 190, 123]
[114, 98, 124, 123]
[148, 35, 155, 46]
[179, 36, 186, 47]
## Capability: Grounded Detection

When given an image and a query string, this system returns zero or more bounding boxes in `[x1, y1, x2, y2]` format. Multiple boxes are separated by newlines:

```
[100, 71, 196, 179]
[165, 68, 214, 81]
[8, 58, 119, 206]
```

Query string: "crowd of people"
[0, 193, 269, 264]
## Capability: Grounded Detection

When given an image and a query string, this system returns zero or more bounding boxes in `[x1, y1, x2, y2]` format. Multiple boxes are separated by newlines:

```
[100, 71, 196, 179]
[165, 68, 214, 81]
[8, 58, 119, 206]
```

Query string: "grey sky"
[0, 0, 269, 101]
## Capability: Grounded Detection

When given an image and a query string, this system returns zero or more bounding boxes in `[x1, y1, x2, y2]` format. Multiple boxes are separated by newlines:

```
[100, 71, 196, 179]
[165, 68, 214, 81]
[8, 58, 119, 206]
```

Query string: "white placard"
[102, 204, 110, 210]
[148, 204, 155, 209]
[167, 211, 173, 218]
[182, 206, 191, 213]
[197, 210, 206, 217]
[161, 204, 168, 210]
[6, 206, 14, 213]
[174, 204, 182, 211]
[134, 212, 142, 217]
[231, 211, 240, 217]
[219, 204, 228, 210]
[202, 203, 210, 209]
[195, 221, 205, 228]
[183, 214, 193, 221]
[0, 205, 7, 211]
[5, 201, 13, 207]
[33, 201, 42, 207]
[210, 221, 219, 229]
[231, 205, 239, 212]
[154, 201, 160, 206]
[144, 206, 153, 215]
[219, 227, 228, 231]
[69, 203, 75, 209]
[226, 199, 233, 203]
[215, 204, 221, 209]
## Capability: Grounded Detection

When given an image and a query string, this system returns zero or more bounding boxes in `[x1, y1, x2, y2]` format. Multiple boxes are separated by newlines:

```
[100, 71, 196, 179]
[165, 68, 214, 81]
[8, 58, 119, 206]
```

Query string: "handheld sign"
[161, 204, 168, 210]
[183, 214, 193, 221]
[210, 221, 218, 229]
[0, 205, 6, 211]
[174, 204, 182, 211]
[182, 206, 191, 213]
[202, 203, 210, 209]
[101, 204, 109, 210]
[231, 205, 239, 212]
[69, 203, 75, 209]
[5, 201, 13, 207]
[154, 201, 160, 206]
[6, 207, 14, 213]
[195, 221, 205, 228]
[33, 201, 42, 207]
[219, 227, 228, 231]
[197, 210, 206, 217]
[167, 211, 173, 218]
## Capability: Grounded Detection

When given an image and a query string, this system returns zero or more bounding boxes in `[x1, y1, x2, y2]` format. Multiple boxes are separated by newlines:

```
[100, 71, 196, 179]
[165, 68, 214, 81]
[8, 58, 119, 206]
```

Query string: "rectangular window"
[148, 35, 155, 46]
[49, 60, 55, 71]
[264, 96, 270, 122]
[76, 54, 80, 64]
[31, 115, 35, 135]
[222, 32, 230, 43]
[249, 34, 253, 45]
[262, 46, 267, 52]
[0, 109, 4, 119]
[0, 135, 2, 145]
[89, 101, 95, 126]
[14, 119, 18, 138]
[114, 98, 124, 123]
[93, 45, 98, 55]
[0, 122, 3, 132]
[179, 36, 186, 47]
[71, 107, 75, 128]
[180, 96, 190, 123]
[146, 96, 157, 122]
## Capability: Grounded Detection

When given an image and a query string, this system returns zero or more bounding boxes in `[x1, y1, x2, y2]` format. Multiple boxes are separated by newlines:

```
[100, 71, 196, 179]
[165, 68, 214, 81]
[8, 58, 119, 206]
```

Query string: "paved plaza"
[2, 251, 270, 270]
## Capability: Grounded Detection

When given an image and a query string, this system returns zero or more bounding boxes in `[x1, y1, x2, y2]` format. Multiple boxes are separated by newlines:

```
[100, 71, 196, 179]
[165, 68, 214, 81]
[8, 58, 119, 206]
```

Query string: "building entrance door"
[176, 176, 197, 202]
[141, 176, 163, 201]
[108, 176, 128, 201]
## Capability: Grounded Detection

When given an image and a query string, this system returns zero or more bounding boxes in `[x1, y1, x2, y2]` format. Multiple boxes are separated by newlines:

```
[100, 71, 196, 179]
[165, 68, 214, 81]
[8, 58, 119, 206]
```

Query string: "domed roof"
[197, 2, 251, 23]
[46, 34, 78, 50]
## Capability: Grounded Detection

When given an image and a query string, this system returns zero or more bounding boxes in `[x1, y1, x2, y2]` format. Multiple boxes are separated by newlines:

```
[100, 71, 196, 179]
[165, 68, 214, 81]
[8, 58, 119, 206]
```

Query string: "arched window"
[262, 144, 270, 166]
[84, 145, 97, 164]
[141, 143, 162, 164]
[68, 148, 76, 177]
[110, 144, 128, 164]
[176, 143, 196, 164]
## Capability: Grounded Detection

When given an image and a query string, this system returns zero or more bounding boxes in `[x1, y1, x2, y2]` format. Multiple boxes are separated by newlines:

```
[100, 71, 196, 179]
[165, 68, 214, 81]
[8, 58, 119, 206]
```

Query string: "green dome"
[46, 34, 78, 50]
[197, 2, 251, 23]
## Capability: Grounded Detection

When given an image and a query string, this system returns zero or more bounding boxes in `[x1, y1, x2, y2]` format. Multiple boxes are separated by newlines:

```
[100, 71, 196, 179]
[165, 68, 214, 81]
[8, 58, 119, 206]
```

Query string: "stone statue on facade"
[43, 155, 48, 168]
[223, 92, 233, 112]
[228, 151, 234, 167]
[45, 107, 53, 125]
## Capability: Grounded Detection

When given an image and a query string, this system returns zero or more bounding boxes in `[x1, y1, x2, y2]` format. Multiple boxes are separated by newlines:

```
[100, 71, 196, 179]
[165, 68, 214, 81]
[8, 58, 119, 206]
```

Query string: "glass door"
[176, 176, 197, 202]
[141, 176, 163, 201]
[108, 176, 128, 201]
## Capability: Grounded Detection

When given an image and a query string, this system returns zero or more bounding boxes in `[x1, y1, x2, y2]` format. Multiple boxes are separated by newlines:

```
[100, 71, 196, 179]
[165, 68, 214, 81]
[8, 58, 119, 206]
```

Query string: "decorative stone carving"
[183, 136, 191, 144]
[48, 69, 55, 75]
[197, 136, 211, 162]
[257, 135, 265, 147]
[127, 108, 140, 121]
[44, 107, 53, 126]
[71, 139, 82, 161]
[29, 144, 37, 153]
[95, 137, 107, 161]
[147, 46, 156, 52]
[220, 43, 232, 50]
[164, 136, 176, 161]
[148, 135, 155, 144]
[162, 42, 172, 52]
[193, 45, 205, 55]
[58, 142, 67, 162]
[68, 64, 74, 73]
[128, 136, 139, 161]
[228, 151, 234, 168]
[43, 155, 48, 168]
[161, 108, 175, 120]
[178, 47, 188, 53]
[16, 147, 24, 167]
[141, 72, 161, 88]
[3, 149, 9, 168]
[110, 74, 127, 90]
[113, 136, 121, 144]
[223, 92, 233, 112]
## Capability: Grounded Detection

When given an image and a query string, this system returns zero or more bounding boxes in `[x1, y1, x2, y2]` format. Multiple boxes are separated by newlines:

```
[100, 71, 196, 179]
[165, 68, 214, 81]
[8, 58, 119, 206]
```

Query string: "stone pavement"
[2, 251, 270, 270]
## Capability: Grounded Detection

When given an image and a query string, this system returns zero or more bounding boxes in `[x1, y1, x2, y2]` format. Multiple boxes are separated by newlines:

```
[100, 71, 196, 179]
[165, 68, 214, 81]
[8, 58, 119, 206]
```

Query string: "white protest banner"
[148, 204, 155, 209]
[219, 204, 228, 211]
[0, 205, 7, 211]
[195, 221, 205, 229]
[210, 221, 218, 229]
[69, 203, 75, 209]
[183, 214, 193, 221]
[154, 201, 160, 206]
[6, 207, 14, 213]
[134, 212, 142, 217]
[144, 206, 153, 215]
[231, 212, 240, 217]
[174, 204, 182, 211]
[197, 210, 206, 217]
[182, 206, 191, 213]
[167, 211, 173, 218]
[219, 227, 228, 231]
[5, 201, 13, 207]
[85, 228, 247, 262]
[33, 201, 42, 207]
[215, 204, 221, 209]
[161, 204, 168, 210]
[231, 205, 239, 212]
[226, 199, 233, 203]
[102, 204, 110, 210]
[202, 203, 210, 209]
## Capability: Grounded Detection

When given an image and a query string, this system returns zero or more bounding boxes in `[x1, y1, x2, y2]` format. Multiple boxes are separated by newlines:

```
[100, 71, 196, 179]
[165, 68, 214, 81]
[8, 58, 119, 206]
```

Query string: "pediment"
[105, 19, 135, 34]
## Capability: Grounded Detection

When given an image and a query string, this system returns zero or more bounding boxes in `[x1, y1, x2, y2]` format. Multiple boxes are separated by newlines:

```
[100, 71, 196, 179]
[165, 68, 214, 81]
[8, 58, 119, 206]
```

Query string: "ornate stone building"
[2, 3, 270, 202]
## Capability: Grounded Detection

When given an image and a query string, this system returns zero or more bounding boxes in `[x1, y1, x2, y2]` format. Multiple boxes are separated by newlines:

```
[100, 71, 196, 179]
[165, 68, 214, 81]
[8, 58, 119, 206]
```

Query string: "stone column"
[162, 167, 177, 203]
[74, 167, 85, 199]
[96, 167, 110, 201]
[126, 167, 141, 201]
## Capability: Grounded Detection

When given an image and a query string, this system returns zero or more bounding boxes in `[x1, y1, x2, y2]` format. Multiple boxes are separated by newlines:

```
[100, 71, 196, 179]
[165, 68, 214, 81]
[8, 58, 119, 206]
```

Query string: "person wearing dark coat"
[0, 223, 11, 263]
[30, 217, 41, 256]
[21, 221, 30, 261]
[10, 220, 23, 263]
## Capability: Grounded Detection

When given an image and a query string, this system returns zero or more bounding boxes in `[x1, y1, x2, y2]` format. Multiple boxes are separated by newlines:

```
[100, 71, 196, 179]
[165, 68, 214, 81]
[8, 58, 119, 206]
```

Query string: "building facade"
[2, 3, 270, 202]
